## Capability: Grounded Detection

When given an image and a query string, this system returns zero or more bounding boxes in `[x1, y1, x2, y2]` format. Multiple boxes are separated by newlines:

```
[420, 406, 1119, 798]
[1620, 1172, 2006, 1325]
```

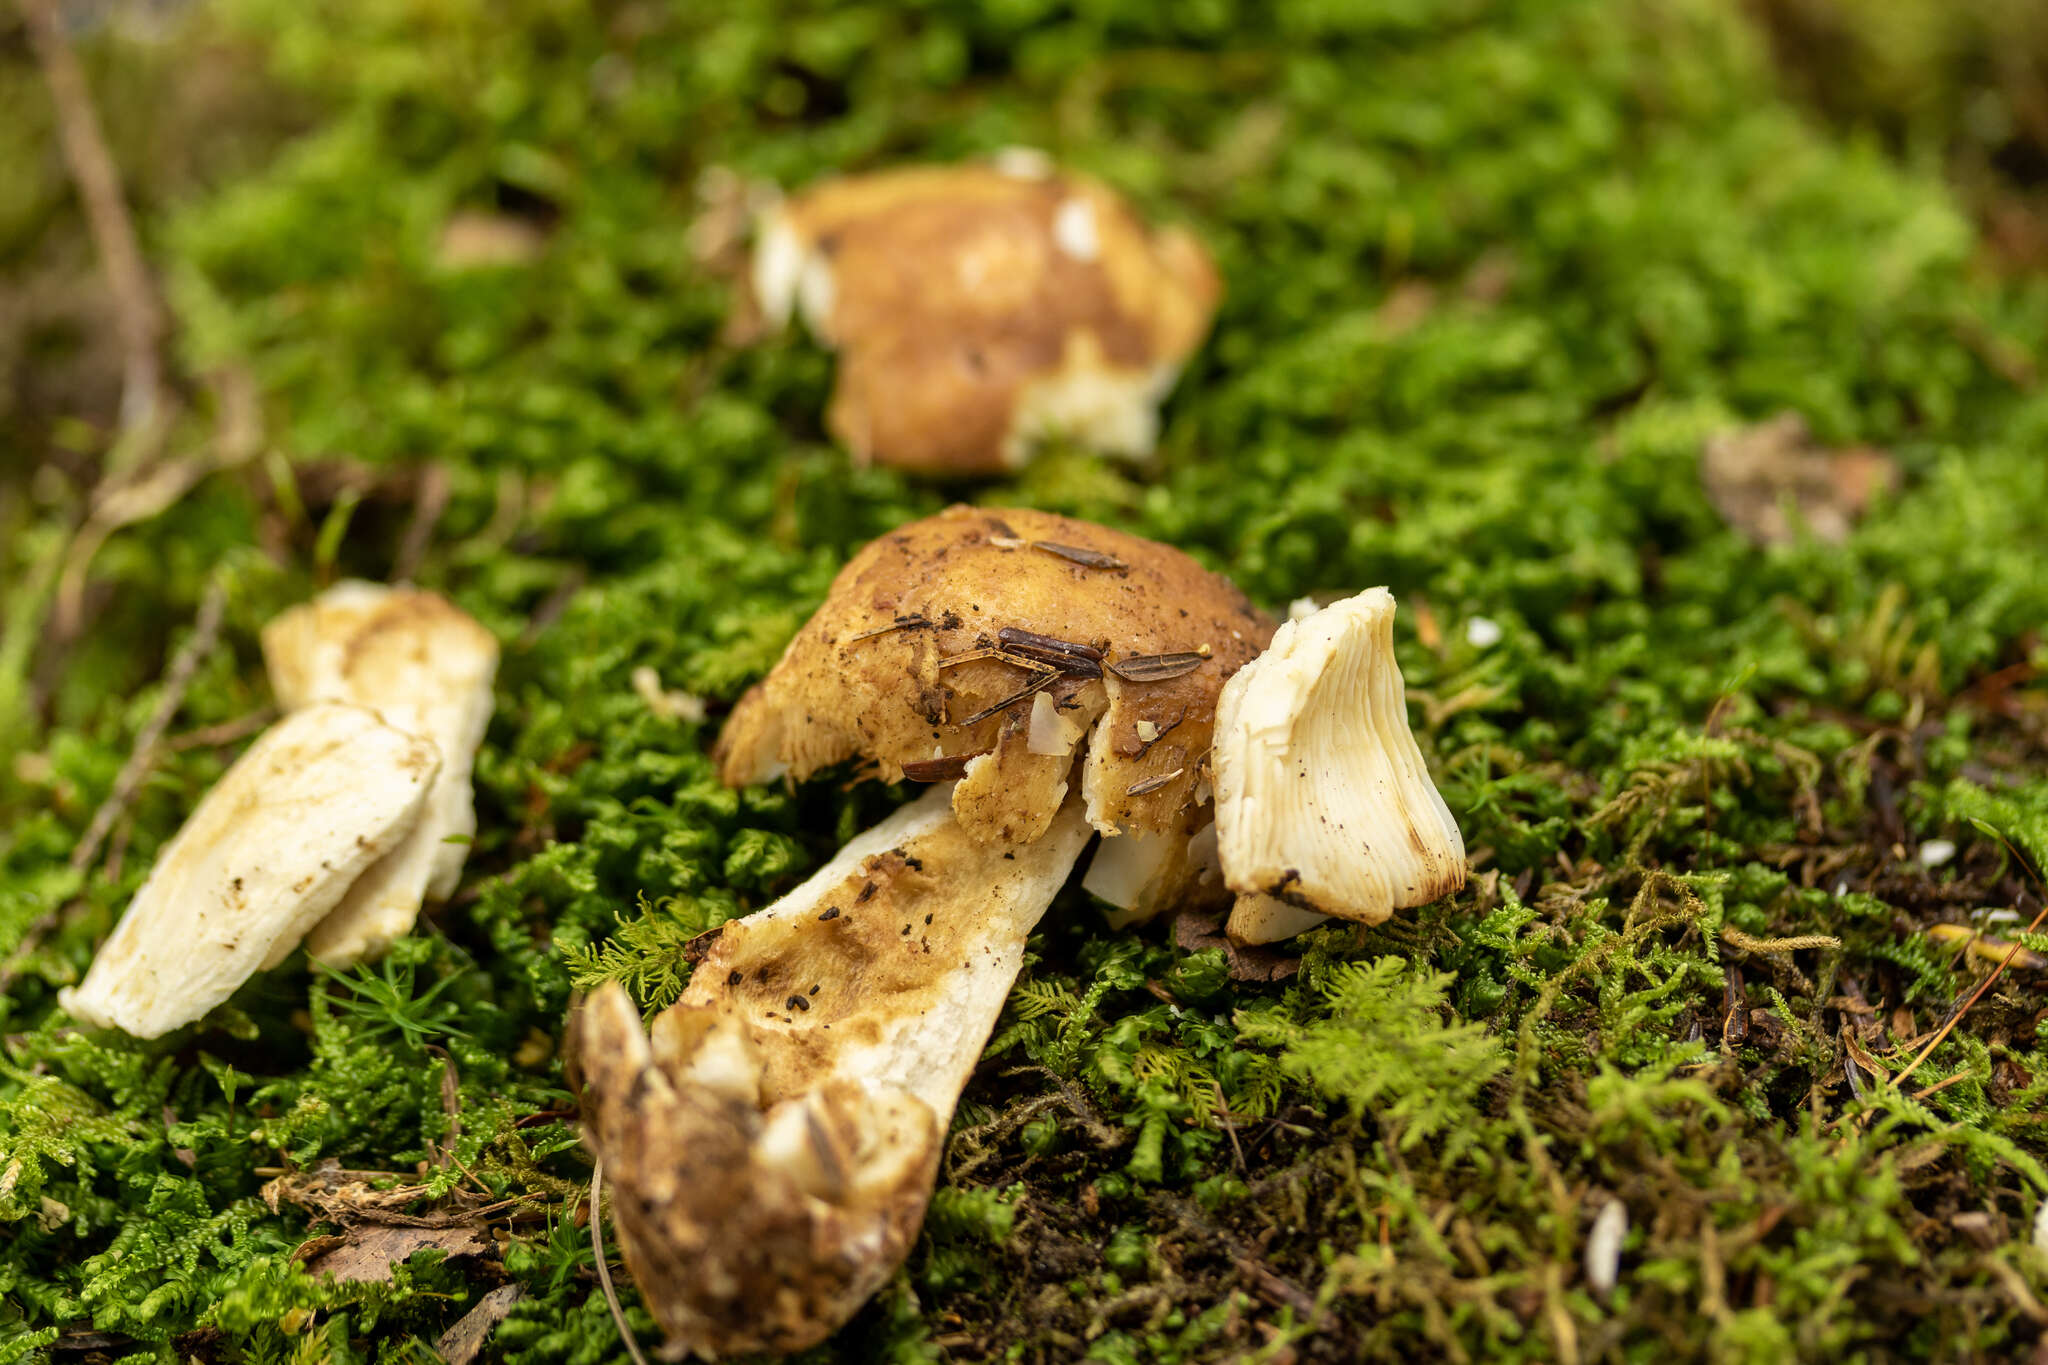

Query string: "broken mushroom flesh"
[59, 702, 441, 1038]
[1212, 588, 1466, 944]
[716, 504, 1275, 856]
[261, 580, 499, 964]
[574, 785, 1091, 1357]
[752, 159, 1221, 475]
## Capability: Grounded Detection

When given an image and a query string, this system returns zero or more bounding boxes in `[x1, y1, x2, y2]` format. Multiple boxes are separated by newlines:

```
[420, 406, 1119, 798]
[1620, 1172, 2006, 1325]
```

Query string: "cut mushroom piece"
[573, 786, 1091, 1357]
[59, 703, 440, 1038]
[751, 159, 1221, 475]
[715, 505, 1274, 846]
[1082, 816, 1226, 930]
[1213, 589, 1466, 945]
[261, 581, 499, 964]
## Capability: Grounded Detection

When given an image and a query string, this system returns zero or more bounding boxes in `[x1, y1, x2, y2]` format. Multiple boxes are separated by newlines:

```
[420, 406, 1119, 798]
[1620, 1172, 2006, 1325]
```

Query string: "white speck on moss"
[1918, 839, 1956, 868]
[1465, 616, 1503, 648]
[1585, 1197, 1627, 1297]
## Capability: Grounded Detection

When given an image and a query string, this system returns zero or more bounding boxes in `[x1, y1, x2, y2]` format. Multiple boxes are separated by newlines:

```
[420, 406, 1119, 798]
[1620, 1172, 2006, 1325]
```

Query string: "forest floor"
[5, 1, 2048, 1362]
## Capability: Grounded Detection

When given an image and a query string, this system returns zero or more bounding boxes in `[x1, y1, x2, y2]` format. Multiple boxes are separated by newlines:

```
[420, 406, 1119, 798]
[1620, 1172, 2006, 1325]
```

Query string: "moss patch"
[6, 0, 2048, 1360]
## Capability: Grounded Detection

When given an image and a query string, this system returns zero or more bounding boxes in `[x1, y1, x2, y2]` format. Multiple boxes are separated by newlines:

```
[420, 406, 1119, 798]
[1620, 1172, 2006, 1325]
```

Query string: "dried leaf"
[1924, 922, 2048, 970]
[298, 1222, 493, 1284]
[1173, 908, 1300, 983]
[435, 1284, 526, 1365]
[1701, 412, 1900, 547]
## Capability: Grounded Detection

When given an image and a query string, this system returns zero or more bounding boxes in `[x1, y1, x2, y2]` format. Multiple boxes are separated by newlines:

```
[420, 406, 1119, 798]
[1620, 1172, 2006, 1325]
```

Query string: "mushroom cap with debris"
[752, 156, 1221, 475]
[715, 505, 1275, 847]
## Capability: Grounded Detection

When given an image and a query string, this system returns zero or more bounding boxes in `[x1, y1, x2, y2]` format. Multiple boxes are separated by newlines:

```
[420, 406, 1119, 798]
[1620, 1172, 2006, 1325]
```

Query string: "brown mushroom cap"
[716, 505, 1276, 845]
[753, 159, 1221, 475]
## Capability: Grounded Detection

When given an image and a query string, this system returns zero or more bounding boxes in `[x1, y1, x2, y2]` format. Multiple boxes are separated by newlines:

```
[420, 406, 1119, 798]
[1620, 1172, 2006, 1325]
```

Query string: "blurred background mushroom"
[750, 157, 1220, 475]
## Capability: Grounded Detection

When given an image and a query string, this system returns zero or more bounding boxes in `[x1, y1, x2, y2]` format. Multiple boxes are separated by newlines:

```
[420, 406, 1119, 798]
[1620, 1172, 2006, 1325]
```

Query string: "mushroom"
[751, 158, 1221, 474]
[261, 581, 499, 963]
[714, 504, 1275, 856]
[573, 785, 1091, 1357]
[59, 703, 440, 1037]
[579, 508, 1269, 1352]
[1211, 589, 1466, 944]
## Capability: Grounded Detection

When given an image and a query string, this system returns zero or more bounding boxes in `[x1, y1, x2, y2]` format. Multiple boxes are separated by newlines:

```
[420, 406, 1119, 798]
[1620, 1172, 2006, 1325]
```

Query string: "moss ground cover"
[5, 0, 2048, 1360]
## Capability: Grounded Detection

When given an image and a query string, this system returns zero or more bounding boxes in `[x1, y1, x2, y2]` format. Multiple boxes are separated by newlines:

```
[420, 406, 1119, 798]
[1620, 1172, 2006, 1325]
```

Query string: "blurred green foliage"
[5, 0, 2048, 1360]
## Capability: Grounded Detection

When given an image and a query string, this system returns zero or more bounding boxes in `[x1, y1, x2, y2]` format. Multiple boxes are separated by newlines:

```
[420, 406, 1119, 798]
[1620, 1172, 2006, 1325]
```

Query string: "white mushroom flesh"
[59, 703, 440, 1038]
[1026, 689, 1083, 757]
[575, 785, 1091, 1357]
[261, 581, 499, 963]
[1213, 588, 1465, 945]
[1082, 820, 1226, 930]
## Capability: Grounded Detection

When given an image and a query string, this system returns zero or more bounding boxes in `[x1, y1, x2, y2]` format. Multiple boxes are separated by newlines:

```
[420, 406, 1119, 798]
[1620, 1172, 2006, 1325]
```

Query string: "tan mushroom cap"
[752, 158, 1221, 475]
[716, 505, 1276, 846]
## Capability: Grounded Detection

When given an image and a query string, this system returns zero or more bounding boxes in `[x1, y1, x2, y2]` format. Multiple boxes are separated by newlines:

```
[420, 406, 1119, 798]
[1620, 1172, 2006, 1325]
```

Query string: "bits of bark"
[1124, 768, 1184, 797]
[1030, 541, 1128, 572]
[902, 754, 978, 782]
[996, 626, 1104, 666]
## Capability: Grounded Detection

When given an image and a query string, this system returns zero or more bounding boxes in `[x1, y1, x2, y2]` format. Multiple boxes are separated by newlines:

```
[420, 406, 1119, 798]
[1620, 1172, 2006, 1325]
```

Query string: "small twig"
[19, 0, 165, 429]
[424, 1044, 464, 1170]
[2, 577, 230, 992]
[1213, 1095, 1248, 1175]
[166, 708, 276, 752]
[1911, 1070, 1975, 1103]
[392, 463, 452, 582]
[590, 1159, 653, 1365]
[70, 576, 229, 876]
[1887, 827, 2048, 1095]
[1892, 913, 2047, 1092]
[519, 569, 586, 650]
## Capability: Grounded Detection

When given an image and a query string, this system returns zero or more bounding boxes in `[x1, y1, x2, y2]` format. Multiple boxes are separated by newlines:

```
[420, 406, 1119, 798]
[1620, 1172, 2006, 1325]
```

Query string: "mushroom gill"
[1211, 589, 1467, 945]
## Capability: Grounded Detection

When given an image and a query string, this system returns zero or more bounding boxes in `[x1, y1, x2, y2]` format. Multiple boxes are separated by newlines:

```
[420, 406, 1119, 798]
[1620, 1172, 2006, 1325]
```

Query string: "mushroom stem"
[573, 786, 1091, 1358]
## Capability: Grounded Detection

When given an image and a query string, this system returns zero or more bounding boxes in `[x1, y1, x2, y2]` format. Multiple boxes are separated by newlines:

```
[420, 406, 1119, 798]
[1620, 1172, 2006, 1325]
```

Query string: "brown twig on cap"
[849, 614, 931, 643]
[1106, 652, 1208, 683]
[19, 0, 166, 429]
[902, 754, 981, 782]
[1031, 541, 1128, 572]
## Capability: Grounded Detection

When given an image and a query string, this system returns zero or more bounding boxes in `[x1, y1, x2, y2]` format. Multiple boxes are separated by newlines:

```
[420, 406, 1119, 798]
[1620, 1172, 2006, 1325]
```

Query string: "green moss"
[7, 0, 2048, 1358]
